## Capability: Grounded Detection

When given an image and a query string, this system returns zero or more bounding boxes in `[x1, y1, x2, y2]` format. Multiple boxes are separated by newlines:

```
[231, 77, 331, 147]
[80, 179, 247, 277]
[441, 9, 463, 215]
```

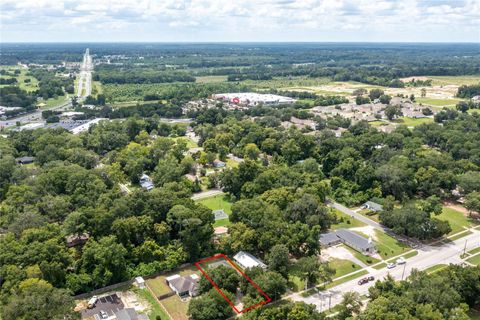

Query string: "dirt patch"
[400, 76, 430, 82]
[443, 201, 470, 216]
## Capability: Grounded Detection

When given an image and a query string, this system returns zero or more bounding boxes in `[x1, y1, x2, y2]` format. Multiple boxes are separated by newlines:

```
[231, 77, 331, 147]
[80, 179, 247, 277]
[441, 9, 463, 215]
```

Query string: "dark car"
[358, 277, 369, 285]
[368, 276, 375, 281]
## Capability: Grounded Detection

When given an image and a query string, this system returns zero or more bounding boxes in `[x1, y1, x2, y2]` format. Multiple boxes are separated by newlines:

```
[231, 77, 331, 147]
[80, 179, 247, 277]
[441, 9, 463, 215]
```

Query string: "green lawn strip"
[213, 218, 231, 227]
[468, 247, 480, 255]
[146, 278, 172, 297]
[467, 254, 480, 266]
[356, 208, 380, 222]
[133, 287, 171, 320]
[171, 136, 198, 149]
[45, 94, 68, 108]
[300, 287, 318, 297]
[424, 264, 448, 274]
[325, 269, 369, 289]
[373, 262, 387, 270]
[343, 245, 380, 265]
[448, 230, 473, 241]
[329, 258, 362, 277]
[437, 207, 476, 235]
[416, 97, 462, 107]
[331, 209, 367, 229]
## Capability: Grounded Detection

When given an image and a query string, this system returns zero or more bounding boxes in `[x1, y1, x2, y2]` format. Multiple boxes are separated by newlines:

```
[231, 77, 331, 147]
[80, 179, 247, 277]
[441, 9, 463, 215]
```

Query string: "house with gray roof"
[363, 201, 383, 212]
[319, 228, 376, 254]
[165, 274, 200, 297]
[139, 174, 154, 191]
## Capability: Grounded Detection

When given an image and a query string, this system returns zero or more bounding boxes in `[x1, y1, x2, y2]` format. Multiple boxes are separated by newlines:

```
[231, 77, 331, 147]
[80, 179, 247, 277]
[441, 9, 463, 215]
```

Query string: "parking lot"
[81, 293, 124, 318]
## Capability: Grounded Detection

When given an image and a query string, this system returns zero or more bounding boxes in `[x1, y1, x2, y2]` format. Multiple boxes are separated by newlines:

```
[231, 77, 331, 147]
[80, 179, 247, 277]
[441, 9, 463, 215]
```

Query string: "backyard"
[195, 193, 233, 227]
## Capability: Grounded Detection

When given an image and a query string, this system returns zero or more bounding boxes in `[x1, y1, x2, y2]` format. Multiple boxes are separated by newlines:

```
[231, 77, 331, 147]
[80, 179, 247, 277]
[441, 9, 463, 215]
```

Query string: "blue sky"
[1, 0, 479, 42]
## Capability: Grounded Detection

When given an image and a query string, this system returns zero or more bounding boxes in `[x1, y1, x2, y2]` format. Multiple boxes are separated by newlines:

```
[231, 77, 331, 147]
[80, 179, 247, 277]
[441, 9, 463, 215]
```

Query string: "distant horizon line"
[2, 41, 479, 44]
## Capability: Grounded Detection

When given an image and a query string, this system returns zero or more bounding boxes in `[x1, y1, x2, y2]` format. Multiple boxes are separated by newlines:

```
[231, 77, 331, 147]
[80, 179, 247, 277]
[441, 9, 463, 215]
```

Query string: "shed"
[135, 276, 145, 289]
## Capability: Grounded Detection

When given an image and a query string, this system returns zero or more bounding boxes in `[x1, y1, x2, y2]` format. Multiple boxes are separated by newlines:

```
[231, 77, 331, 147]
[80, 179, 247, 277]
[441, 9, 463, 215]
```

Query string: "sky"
[1, 0, 479, 43]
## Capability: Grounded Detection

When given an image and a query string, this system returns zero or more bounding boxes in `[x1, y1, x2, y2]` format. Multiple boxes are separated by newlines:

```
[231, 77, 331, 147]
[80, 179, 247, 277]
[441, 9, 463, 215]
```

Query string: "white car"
[387, 262, 396, 269]
[99, 310, 108, 319]
[396, 257, 406, 265]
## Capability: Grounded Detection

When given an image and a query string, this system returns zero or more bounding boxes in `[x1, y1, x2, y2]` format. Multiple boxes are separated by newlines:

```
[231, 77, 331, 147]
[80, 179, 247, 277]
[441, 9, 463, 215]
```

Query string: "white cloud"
[0, 0, 478, 42]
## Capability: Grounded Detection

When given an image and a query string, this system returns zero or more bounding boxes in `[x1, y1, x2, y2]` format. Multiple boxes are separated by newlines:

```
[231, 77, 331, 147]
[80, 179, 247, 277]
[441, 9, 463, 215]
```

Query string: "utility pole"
[401, 263, 407, 280]
[463, 239, 468, 257]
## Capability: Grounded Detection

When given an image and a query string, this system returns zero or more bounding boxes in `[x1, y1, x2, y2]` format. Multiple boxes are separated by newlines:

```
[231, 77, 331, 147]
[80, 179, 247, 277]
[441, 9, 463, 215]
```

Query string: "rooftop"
[233, 251, 267, 269]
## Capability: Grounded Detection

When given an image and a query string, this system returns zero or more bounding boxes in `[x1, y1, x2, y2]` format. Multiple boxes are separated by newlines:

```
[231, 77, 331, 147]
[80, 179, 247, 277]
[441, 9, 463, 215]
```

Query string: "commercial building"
[319, 228, 376, 254]
[213, 93, 296, 107]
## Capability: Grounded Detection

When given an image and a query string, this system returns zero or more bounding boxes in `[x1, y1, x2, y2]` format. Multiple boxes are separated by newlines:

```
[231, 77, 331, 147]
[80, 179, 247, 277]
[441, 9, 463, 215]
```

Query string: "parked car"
[358, 277, 369, 285]
[396, 257, 406, 265]
[99, 310, 108, 319]
[87, 295, 98, 309]
[387, 262, 396, 269]
[367, 275, 375, 281]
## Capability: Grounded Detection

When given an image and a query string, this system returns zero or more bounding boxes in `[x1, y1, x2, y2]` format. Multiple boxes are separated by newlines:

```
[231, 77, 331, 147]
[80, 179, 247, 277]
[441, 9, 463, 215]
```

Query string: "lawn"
[468, 247, 480, 255]
[329, 258, 362, 277]
[161, 295, 190, 320]
[373, 230, 410, 259]
[196, 193, 233, 227]
[357, 208, 380, 222]
[196, 193, 232, 214]
[195, 75, 228, 83]
[171, 136, 198, 149]
[416, 97, 462, 107]
[437, 206, 476, 235]
[226, 158, 240, 168]
[331, 209, 367, 229]
[393, 117, 434, 127]
[343, 245, 380, 265]
[133, 287, 171, 320]
[45, 94, 68, 108]
[467, 254, 480, 266]
[288, 274, 305, 292]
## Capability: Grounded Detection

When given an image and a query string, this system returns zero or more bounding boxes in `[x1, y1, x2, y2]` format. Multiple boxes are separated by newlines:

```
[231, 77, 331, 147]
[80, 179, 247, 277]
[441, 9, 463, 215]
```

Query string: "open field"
[161, 295, 189, 320]
[373, 230, 410, 259]
[416, 97, 462, 108]
[195, 75, 228, 83]
[329, 258, 362, 278]
[343, 245, 380, 265]
[195, 193, 232, 227]
[0, 67, 39, 92]
[393, 117, 434, 127]
[91, 81, 103, 97]
[171, 136, 198, 149]
[242, 76, 331, 90]
[331, 209, 367, 229]
[437, 207, 478, 235]
[428, 76, 480, 86]
[357, 208, 380, 222]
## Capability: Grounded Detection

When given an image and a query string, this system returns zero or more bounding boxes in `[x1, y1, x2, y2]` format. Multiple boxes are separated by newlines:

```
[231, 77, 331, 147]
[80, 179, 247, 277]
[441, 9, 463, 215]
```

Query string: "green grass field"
[357, 208, 380, 222]
[416, 97, 462, 108]
[331, 209, 367, 229]
[196, 193, 233, 227]
[437, 207, 477, 235]
[171, 137, 198, 149]
[393, 117, 434, 127]
[468, 247, 480, 255]
[428, 76, 480, 86]
[424, 264, 447, 274]
[0, 68, 39, 92]
[329, 258, 362, 277]
[373, 230, 410, 259]
[343, 245, 380, 265]
[195, 75, 228, 83]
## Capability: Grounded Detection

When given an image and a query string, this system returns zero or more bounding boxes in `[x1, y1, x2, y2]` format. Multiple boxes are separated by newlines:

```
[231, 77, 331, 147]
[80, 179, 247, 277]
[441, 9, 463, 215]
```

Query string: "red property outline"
[195, 253, 271, 314]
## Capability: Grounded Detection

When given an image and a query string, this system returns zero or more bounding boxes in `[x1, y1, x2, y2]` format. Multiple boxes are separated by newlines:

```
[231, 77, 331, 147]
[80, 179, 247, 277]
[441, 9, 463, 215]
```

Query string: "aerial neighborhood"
[1, 2, 480, 320]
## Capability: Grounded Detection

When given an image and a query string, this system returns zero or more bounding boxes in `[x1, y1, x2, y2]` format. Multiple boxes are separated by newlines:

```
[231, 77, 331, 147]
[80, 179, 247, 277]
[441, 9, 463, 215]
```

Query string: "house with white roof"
[233, 251, 267, 270]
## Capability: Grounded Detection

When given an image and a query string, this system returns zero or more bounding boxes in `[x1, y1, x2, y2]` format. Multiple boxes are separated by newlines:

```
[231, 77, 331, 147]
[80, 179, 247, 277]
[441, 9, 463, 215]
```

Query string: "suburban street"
[290, 227, 480, 312]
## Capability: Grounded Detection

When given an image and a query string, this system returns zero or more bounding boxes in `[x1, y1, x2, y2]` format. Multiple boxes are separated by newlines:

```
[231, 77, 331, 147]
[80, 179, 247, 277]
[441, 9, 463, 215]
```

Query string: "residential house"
[363, 201, 384, 212]
[139, 174, 154, 191]
[166, 274, 200, 297]
[233, 251, 267, 270]
[15, 156, 35, 165]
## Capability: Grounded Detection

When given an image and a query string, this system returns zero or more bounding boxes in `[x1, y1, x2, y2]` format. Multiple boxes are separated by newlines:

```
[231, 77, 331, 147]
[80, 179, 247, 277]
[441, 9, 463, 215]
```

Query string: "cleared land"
[437, 207, 478, 235]
[329, 258, 362, 278]
[331, 209, 367, 229]
[428, 75, 480, 86]
[195, 75, 228, 83]
[195, 193, 232, 227]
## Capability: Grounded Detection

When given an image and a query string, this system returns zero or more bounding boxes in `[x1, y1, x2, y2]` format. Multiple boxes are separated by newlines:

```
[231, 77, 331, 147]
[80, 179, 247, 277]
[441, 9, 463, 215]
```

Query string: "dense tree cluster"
[457, 83, 480, 98]
[94, 68, 195, 84]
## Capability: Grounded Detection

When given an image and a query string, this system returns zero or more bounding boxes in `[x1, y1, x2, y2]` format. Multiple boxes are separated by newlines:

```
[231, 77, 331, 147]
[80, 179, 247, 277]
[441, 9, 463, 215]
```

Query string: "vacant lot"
[329, 258, 362, 277]
[196, 193, 233, 227]
[373, 230, 410, 259]
[437, 207, 478, 235]
[331, 209, 367, 229]
[393, 117, 434, 127]
[428, 75, 480, 86]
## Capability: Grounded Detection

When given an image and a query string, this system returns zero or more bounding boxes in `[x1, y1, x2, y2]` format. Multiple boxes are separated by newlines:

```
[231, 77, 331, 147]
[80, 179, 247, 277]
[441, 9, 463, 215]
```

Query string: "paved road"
[77, 48, 93, 99]
[190, 189, 223, 201]
[290, 228, 480, 312]
[0, 100, 71, 129]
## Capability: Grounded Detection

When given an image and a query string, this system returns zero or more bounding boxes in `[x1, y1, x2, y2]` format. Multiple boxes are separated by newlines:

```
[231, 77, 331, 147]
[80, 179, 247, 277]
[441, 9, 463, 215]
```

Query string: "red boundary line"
[195, 253, 271, 314]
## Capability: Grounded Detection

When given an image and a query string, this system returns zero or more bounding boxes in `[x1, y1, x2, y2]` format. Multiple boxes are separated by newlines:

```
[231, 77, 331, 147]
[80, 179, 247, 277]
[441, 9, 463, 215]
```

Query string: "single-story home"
[139, 174, 154, 191]
[233, 251, 267, 270]
[166, 274, 200, 297]
[319, 228, 376, 254]
[15, 156, 35, 165]
[65, 233, 89, 247]
[213, 159, 226, 168]
[363, 201, 383, 213]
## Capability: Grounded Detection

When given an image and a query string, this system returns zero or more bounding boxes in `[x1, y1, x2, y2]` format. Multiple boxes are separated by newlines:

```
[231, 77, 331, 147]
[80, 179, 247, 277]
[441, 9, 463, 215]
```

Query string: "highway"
[77, 48, 93, 99]
[289, 227, 480, 312]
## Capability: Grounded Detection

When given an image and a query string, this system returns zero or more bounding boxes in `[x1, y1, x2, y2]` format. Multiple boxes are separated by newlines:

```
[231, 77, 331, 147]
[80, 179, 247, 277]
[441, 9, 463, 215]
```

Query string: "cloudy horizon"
[1, 0, 479, 43]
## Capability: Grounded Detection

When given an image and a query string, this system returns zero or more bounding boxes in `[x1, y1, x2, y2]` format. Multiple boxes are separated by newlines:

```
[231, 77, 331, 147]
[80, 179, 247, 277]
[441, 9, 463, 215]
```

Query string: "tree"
[379, 94, 392, 104]
[465, 192, 480, 216]
[295, 256, 334, 289]
[1, 278, 79, 320]
[369, 88, 384, 101]
[337, 291, 363, 319]
[198, 265, 240, 294]
[187, 289, 235, 320]
[266, 244, 291, 278]
[244, 143, 261, 160]
[456, 101, 469, 113]
[384, 105, 403, 120]
[421, 88, 427, 97]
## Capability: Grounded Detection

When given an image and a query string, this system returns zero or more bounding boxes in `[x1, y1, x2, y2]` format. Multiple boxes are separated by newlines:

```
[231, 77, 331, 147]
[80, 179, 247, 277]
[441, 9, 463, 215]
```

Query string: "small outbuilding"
[135, 276, 145, 289]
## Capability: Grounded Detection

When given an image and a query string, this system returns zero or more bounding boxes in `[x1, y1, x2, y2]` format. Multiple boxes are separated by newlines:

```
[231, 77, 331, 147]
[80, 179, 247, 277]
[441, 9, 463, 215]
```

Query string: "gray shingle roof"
[365, 201, 383, 212]
[319, 229, 375, 252]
